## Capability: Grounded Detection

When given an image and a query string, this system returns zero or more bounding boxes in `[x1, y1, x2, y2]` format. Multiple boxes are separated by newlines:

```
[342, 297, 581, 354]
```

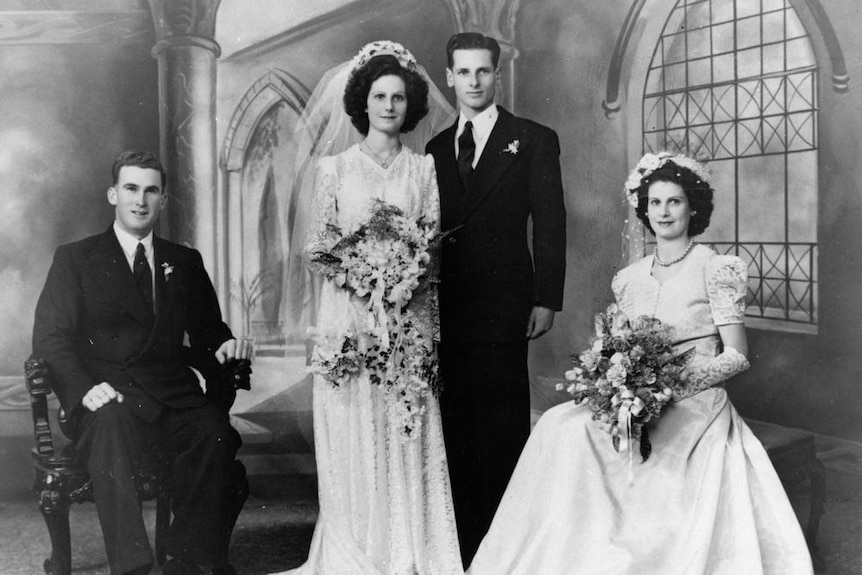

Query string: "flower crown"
[350, 40, 418, 72]
[624, 152, 711, 208]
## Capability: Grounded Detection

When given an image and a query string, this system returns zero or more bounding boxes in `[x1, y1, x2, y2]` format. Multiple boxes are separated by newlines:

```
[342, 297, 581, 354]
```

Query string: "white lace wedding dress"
[468, 245, 813, 575]
[276, 145, 462, 575]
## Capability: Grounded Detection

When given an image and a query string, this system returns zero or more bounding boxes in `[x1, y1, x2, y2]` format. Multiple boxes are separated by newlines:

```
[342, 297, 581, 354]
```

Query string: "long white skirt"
[468, 388, 813, 575]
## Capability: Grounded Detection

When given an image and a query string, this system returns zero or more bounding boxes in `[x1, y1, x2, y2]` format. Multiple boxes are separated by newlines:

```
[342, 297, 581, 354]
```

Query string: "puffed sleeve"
[303, 156, 340, 271]
[706, 255, 748, 325]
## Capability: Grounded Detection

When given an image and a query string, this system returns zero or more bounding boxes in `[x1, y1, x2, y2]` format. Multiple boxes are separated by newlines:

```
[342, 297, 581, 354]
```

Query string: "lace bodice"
[304, 144, 440, 258]
[612, 245, 747, 360]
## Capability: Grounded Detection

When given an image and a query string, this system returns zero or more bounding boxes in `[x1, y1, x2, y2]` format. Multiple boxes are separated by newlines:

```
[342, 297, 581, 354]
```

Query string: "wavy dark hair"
[112, 150, 166, 189]
[445, 32, 501, 68]
[343, 54, 429, 135]
[634, 160, 714, 237]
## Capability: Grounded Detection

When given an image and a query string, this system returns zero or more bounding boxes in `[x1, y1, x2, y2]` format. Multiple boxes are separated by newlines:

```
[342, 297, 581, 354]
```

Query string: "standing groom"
[426, 33, 566, 566]
[33, 150, 252, 575]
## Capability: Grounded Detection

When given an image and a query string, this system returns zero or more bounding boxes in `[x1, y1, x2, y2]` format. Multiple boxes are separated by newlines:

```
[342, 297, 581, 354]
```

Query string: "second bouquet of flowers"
[558, 303, 694, 462]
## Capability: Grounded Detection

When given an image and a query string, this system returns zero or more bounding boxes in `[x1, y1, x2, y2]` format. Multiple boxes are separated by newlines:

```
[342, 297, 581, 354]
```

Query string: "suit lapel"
[458, 108, 521, 223]
[153, 237, 175, 320]
[87, 228, 155, 328]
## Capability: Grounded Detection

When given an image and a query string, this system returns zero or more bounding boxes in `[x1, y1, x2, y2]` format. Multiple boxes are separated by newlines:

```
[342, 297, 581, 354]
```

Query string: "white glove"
[673, 346, 750, 401]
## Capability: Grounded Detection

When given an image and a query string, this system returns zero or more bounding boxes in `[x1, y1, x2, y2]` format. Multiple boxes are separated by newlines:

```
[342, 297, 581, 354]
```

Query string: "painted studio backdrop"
[0, 0, 860, 494]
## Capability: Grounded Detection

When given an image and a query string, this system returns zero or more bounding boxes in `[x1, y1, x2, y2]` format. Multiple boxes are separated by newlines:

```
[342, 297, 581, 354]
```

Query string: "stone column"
[148, 0, 221, 269]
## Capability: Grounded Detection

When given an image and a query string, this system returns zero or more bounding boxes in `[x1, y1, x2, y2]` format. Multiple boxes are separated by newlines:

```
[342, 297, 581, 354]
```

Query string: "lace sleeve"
[706, 255, 748, 325]
[421, 154, 442, 268]
[420, 154, 442, 342]
[302, 157, 340, 274]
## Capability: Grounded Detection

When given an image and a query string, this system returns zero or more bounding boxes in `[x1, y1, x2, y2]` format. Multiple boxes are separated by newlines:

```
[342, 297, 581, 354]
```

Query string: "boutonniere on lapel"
[161, 262, 174, 282]
[502, 140, 520, 155]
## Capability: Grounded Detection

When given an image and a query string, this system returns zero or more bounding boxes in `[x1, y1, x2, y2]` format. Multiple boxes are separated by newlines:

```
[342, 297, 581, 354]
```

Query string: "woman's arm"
[718, 322, 748, 358]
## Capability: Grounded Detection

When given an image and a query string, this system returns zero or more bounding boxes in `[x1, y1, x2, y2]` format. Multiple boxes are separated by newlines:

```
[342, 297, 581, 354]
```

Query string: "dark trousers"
[75, 401, 241, 574]
[439, 341, 531, 568]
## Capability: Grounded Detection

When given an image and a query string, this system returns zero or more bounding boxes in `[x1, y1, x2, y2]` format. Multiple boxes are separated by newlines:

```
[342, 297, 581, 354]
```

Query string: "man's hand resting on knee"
[82, 382, 124, 412]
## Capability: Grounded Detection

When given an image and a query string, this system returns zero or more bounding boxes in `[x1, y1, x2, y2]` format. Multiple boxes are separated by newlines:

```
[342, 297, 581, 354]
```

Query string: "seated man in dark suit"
[32, 150, 253, 575]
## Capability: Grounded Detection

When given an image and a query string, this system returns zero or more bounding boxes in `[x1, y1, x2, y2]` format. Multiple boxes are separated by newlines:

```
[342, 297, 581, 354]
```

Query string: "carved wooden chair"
[746, 419, 827, 571]
[24, 353, 252, 575]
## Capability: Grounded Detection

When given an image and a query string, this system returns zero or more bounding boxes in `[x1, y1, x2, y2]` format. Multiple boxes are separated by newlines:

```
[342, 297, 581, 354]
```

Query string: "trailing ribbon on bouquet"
[614, 387, 648, 482]
[366, 274, 392, 348]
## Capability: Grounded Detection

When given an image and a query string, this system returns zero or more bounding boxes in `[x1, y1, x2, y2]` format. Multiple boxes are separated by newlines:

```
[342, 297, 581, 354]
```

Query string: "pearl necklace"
[654, 239, 695, 267]
[361, 141, 401, 168]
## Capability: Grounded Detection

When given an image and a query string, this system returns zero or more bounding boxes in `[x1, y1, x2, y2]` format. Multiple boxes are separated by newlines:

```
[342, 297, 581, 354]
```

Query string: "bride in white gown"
[272, 42, 462, 575]
[467, 153, 813, 575]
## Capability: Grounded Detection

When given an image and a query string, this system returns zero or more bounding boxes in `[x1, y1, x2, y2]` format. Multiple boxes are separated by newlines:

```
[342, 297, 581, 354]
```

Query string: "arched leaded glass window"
[642, 0, 818, 332]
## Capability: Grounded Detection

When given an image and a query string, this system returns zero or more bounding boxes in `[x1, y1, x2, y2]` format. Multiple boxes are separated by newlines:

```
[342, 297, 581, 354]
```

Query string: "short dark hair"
[112, 150, 166, 190]
[634, 161, 714, 237]
[446, 32, 501, 68]
[342, 54, 429, 136]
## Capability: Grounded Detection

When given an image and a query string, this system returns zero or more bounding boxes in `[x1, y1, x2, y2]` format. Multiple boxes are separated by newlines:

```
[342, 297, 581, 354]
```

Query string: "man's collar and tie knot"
[457, 120, 475, 183]
[114, 223, 155, 310]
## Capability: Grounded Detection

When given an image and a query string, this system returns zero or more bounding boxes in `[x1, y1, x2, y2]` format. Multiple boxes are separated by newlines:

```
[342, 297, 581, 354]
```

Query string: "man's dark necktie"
[457, 120, 475, 184]
[134, 242, 154, 310]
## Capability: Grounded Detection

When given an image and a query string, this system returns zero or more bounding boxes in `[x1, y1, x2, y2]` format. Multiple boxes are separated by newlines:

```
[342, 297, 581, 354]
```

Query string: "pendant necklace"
[362, 141, 401, 169]
[654, 238, 695, 267]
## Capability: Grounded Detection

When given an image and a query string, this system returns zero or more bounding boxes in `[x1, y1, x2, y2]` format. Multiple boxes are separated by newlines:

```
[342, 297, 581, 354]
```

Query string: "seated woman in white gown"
[468, 153, 814, 575]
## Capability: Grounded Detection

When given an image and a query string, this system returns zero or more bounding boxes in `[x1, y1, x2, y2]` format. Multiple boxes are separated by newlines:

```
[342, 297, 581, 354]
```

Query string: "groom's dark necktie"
[457, 120, 475, 184]
[134, 242, 154, 310]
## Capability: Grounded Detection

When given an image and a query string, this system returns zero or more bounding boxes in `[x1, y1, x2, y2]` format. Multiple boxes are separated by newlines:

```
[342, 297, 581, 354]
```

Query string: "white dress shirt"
[113, 222, 156, 297]
[455, 104, 499, 169]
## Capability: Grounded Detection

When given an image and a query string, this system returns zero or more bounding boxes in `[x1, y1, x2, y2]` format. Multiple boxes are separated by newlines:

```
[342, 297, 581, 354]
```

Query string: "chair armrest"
[183, 346, 252, 412]
[25, 357, 55, 457]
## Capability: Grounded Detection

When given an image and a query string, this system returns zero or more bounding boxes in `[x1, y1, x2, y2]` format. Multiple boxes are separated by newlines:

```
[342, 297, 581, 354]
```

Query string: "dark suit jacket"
[32, 227, 234, 421]
[426, 107, 566, 343]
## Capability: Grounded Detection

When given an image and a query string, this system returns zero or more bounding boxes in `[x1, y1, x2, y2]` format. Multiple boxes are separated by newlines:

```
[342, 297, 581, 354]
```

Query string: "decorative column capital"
[442, 0, 521, 53]
[148, 0, 221, 57]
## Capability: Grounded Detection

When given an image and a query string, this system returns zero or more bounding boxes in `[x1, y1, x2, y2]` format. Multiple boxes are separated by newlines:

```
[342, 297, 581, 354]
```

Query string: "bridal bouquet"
[309, 320, 440, 438]
[307, 200, 443, 438]
[311, 199, 436, 319]
[558, 304, 693, 461]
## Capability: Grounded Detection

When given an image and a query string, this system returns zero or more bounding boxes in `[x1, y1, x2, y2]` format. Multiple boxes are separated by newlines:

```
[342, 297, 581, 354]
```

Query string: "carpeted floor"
[1, 468, 860, 574]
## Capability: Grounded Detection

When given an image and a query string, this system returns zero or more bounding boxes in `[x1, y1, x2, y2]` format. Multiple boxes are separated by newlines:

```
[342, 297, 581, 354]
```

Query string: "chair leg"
[220, 460, 249, 552]
[37, 487, 72, 575]
[807, 457, 827, 572]
[155, 494, 171, 566]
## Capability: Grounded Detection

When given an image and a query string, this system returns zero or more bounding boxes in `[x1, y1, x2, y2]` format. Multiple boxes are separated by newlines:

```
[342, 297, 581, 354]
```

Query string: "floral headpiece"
[350, 40, 418, 72]
[623, 152, 711, 208]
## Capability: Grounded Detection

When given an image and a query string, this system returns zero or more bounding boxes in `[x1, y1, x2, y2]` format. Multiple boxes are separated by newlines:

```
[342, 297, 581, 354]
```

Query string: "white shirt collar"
[457, 104, 498, 143]
[113, 222, 154, 262]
